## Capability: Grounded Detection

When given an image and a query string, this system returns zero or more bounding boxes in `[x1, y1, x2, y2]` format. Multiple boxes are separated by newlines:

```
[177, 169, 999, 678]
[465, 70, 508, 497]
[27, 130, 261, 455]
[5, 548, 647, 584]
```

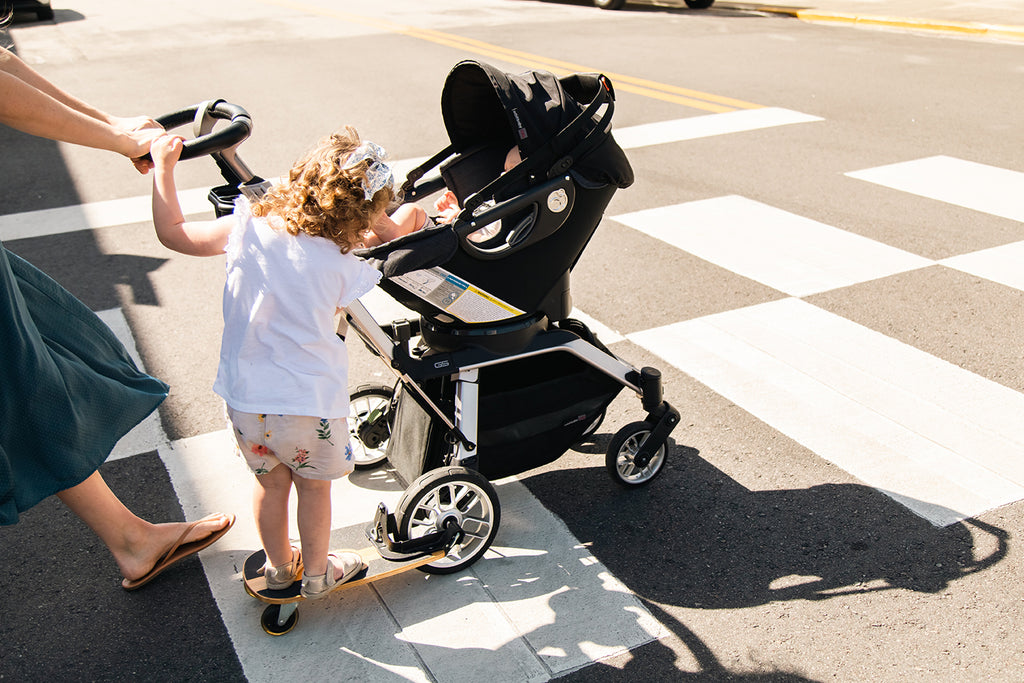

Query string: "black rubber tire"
[606, 421, 667, 487]
[684, 0, 715, 8]
[260, 603, 298, 636]
[349, 384, 394, 470]
[395, 467, 501, 575]
[594, 0, 626, 9]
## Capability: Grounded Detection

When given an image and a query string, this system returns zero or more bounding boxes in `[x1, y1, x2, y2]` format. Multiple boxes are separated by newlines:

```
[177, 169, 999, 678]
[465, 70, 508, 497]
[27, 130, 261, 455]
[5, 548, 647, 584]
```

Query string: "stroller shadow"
[521, 442, 1009, 610]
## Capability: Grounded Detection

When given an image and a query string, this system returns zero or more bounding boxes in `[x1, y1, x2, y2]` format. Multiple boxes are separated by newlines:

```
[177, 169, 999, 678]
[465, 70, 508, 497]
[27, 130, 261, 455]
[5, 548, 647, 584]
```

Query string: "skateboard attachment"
[366, 502, 462, 562]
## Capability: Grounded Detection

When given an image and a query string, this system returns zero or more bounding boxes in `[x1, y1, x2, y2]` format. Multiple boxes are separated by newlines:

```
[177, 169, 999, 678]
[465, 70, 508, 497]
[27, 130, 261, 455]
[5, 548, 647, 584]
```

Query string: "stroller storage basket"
[386, 350, 622, 483]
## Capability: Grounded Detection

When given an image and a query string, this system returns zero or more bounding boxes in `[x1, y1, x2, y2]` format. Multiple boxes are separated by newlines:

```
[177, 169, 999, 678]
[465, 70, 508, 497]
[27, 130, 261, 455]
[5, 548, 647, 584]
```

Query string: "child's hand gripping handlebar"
[142, 100, 256, 185]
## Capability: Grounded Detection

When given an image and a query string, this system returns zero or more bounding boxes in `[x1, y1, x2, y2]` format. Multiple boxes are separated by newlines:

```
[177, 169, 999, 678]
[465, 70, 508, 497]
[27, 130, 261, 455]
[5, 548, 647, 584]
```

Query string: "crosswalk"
[9, 104, 1024, 679]
[615, 153, 1024, 527]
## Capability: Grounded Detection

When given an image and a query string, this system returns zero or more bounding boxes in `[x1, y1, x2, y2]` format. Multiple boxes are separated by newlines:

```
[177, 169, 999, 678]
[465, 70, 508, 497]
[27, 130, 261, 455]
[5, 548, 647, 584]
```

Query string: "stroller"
[162, 59, 679, 580]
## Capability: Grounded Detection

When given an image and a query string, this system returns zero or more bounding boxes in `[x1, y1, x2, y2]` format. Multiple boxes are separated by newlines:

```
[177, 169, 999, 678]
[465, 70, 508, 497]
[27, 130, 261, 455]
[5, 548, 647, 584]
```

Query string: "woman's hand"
[111, 115, 165, 173]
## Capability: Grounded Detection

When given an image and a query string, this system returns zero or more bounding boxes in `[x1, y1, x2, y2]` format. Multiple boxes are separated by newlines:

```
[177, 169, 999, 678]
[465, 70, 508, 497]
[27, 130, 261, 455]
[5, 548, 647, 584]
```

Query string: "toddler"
[374, 145, 523, 245]
[150, 128, 403, 598]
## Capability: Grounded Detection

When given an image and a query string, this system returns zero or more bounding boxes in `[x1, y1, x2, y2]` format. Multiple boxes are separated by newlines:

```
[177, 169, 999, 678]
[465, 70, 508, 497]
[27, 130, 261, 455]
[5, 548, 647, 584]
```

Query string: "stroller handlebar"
[141, 100, 254, 170]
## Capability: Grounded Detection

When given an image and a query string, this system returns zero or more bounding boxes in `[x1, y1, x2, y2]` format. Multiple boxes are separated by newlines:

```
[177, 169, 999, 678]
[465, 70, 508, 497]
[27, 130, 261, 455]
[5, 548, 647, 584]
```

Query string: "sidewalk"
[721, 0, 1024, 41]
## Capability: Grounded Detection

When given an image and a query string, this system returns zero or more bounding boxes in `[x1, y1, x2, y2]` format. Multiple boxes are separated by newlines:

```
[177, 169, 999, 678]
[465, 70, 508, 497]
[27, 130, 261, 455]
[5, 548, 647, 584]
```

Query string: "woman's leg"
[56, 471, 231, 582]
[252, 463, 294, 568]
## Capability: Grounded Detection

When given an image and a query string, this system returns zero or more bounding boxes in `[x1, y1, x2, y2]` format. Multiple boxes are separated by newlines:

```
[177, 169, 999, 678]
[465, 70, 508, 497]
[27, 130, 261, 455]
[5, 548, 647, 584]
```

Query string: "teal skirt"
[0, 243, 168, 525]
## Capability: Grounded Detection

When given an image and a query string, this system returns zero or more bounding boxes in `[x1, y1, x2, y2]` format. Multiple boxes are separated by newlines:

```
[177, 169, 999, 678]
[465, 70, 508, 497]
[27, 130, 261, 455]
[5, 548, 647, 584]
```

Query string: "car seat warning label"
[391, 267, 524, 323]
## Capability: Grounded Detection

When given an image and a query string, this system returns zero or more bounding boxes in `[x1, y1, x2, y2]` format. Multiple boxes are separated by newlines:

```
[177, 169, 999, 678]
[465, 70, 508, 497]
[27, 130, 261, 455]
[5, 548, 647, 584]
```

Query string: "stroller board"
[160, 59, 679, 635]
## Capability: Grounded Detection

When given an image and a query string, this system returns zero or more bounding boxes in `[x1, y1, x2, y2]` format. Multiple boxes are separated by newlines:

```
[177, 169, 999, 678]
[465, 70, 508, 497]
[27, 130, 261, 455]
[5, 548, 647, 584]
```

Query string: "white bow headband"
[342, 141, 394, 201]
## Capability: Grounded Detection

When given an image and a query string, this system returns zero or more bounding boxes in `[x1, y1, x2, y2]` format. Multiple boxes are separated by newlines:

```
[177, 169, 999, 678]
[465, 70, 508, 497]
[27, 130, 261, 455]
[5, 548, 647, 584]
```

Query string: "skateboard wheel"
[260, 603, 299, 636]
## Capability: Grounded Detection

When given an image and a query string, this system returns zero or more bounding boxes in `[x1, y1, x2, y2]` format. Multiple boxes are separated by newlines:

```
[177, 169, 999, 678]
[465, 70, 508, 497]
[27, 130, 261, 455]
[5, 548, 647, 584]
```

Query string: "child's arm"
[151, 134, 234, 256]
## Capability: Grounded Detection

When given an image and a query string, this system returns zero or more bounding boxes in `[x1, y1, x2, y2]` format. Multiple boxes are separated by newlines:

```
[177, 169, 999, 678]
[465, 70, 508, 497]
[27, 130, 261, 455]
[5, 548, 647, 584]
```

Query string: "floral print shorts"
[226, 408, 354, 481]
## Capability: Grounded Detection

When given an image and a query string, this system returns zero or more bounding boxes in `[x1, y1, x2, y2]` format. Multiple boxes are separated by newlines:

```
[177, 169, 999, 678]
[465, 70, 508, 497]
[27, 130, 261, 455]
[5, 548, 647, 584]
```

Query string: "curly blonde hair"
[252, 126, 394, 253]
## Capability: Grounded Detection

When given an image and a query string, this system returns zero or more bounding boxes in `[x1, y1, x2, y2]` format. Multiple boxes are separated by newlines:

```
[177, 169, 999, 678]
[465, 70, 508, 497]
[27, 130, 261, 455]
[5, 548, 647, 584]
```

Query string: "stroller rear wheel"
[606, 421, 667, 487]
[349, 384, 394, 470]
[395, 467, 501, 575]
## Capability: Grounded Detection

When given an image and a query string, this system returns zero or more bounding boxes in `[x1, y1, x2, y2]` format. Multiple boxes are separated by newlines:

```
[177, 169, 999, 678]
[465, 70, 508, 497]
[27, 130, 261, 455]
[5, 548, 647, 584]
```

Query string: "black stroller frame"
[161, 59, 679, 584]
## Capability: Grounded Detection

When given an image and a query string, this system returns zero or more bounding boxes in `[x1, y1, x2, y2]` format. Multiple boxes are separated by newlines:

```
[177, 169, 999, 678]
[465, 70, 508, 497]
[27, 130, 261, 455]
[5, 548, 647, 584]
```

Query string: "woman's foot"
[120, 513, 235, 590]
[300, 551, 367, 600]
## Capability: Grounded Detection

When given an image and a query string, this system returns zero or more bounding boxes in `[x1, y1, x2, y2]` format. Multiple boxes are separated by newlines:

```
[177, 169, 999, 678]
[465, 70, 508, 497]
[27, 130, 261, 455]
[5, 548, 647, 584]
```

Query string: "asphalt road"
[2, 0, 1023, 680]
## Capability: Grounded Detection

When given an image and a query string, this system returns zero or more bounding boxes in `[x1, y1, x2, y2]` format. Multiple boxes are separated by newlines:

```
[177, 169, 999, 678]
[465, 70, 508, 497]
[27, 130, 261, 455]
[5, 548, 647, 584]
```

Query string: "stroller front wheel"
[349, 384, 395, 470]
[606, 421, 667, 487]
[395, 467, 501, 575]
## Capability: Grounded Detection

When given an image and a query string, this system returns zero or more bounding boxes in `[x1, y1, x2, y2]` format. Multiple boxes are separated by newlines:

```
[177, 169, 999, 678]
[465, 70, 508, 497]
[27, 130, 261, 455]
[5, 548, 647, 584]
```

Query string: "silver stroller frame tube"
[342, 297, 672, 470]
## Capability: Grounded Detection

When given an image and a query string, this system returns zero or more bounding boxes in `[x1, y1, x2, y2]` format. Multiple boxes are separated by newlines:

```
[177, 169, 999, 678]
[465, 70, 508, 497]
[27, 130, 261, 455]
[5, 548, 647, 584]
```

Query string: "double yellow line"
[262, 0, 763, 113]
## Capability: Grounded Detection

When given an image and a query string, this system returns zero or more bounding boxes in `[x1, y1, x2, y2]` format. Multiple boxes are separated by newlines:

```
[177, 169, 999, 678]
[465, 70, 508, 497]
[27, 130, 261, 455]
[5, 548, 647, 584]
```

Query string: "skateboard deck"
[243, 520, 448, 606]
[242, 522, 447, 635]
[242, 544, 444, 604]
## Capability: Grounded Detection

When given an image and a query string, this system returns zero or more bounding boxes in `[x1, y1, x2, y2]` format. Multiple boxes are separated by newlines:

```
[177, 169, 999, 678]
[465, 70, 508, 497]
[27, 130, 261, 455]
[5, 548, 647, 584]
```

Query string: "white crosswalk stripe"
[627, 298, 1024, 527]
[612, 195, 933, 297]
[614, 154, 1024, 527]
[940, 240, 1024, 292]
[846, 156, 1024, 223]
[612, 107, 823, 149]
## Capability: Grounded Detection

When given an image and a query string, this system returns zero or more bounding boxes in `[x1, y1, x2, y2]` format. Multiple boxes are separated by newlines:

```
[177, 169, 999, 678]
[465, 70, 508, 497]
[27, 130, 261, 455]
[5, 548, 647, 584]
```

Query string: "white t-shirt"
[213, 197, 381, 418]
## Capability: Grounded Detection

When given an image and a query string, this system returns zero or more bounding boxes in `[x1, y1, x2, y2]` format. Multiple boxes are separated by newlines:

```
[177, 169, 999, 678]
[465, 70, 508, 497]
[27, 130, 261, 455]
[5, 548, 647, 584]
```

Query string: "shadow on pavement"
[522, 437, 1008, 677]
[527, 442, 1007, 608]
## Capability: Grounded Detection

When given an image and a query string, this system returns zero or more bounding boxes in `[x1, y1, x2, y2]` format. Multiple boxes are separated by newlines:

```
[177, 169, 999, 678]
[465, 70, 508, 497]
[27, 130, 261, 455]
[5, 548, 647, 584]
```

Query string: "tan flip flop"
[122, 513, 236, 591]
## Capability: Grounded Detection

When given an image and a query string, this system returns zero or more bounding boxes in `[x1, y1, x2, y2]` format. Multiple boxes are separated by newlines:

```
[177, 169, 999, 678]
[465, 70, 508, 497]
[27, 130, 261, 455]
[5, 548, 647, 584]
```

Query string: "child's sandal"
[264, 546, 303, 590]
[300, 551, 366, 600]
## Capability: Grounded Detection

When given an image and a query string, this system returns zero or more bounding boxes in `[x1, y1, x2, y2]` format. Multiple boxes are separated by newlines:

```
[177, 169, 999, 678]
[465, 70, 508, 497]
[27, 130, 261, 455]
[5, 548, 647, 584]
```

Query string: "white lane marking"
[940, 240, 1024, 292]
[96, 308, 169, 460]
[612, 107, 823, 150]
[0, 187, 213, 242]
[628, 298, 1024, 527]
[0, 107, 823, 242]
[613, 195, 933, 297]
[161, 430, 666, 682]
[847, 156, 1024, 223]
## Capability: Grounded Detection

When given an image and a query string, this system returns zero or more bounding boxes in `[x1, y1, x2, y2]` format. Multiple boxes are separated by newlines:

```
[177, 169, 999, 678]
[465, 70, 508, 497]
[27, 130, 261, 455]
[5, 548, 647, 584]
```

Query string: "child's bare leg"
[292, 474, 333, 577]
[253, 464, 294, 567]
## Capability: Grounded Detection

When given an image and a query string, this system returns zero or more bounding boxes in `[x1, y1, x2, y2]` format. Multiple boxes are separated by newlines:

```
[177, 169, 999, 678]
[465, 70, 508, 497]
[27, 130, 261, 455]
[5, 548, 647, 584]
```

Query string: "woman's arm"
[0, 46, 161, 163]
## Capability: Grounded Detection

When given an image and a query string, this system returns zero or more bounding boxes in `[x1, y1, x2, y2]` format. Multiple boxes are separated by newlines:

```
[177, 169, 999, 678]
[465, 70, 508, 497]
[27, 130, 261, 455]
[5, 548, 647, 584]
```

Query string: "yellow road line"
[740, 3, 1024, 42]
[261, 0, 763, 113]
